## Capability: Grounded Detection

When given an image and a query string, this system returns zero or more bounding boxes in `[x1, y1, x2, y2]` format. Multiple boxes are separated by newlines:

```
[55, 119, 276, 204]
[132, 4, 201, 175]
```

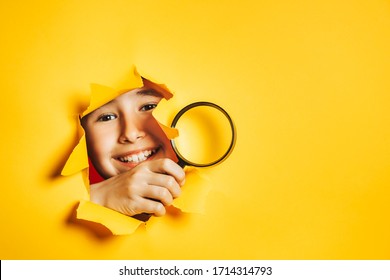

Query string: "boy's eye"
[141, 103, 158, 111]
[97, 113, 117, 122]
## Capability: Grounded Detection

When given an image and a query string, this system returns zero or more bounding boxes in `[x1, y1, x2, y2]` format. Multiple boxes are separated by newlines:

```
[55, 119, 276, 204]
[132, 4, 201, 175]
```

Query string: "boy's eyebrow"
[136, 88, 163, 97]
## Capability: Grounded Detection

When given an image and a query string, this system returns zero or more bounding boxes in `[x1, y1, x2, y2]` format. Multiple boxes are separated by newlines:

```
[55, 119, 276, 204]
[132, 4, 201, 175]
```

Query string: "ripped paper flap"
[77, 200, 143, 235]
[173, 167, 212, 214]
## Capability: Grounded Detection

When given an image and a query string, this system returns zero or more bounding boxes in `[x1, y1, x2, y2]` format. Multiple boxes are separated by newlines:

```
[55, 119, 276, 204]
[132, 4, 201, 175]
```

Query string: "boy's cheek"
[163, 139, 178, 162]
[146, 124, 177, 161]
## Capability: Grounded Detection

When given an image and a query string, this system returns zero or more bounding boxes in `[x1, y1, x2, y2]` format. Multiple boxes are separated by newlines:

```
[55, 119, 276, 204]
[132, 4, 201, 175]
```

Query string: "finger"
[141, 185, 174, 206]
[136, 198, 166, 217]
[148, 158, 186, 186]
[145, 173, 182, 198]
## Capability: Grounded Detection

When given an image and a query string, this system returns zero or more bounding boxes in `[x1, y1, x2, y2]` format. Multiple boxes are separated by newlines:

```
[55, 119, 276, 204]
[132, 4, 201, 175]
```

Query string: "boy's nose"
[118, 118, 146, 143]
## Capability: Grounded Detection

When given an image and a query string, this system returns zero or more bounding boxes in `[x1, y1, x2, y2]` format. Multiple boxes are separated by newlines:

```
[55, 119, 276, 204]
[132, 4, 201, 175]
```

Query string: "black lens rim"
[170, 101, 236, 168]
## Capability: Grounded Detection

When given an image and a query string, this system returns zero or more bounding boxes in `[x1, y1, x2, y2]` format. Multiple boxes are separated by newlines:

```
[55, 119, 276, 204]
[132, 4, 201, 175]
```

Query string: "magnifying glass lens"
[172, 105, 234, 166]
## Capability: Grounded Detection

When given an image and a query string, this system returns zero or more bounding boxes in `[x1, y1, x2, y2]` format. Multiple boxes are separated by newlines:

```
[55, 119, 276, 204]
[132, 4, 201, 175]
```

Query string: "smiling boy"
[81, 85, 186, 218]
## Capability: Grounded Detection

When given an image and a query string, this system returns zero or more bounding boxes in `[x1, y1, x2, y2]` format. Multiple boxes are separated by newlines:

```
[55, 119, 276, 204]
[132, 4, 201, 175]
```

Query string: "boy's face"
[81, 87, 177, 179]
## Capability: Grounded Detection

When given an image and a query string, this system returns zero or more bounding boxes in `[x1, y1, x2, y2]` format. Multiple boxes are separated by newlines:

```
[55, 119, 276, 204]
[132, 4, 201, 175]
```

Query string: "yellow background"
[1, 0, 390, 259]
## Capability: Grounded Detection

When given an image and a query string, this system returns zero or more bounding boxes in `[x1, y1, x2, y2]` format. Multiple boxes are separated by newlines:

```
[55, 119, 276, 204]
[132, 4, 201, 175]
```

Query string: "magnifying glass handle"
[177, 158, 187, 168]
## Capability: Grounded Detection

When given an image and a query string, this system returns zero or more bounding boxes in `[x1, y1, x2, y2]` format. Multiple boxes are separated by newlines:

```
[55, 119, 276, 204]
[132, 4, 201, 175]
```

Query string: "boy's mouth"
[116, 148, 158, 164]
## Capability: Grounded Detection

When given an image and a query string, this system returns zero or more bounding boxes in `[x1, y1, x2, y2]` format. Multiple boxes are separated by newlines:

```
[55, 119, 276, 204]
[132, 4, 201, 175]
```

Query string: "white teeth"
[118, 149, 156, 163]
[138, 153, 146, 161]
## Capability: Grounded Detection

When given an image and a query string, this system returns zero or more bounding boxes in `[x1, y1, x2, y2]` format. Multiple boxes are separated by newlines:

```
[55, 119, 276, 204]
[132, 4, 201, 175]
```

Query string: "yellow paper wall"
[1, 0, 390, 259]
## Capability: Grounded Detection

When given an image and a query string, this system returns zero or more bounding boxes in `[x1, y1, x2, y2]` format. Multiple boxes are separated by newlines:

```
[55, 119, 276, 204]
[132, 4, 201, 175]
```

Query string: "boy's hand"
[89, 158, 185, 217]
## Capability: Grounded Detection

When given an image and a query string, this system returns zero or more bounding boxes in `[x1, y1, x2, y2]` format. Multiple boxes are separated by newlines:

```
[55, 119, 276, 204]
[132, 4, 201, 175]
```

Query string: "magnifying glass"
[170, 101, 236, 168]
